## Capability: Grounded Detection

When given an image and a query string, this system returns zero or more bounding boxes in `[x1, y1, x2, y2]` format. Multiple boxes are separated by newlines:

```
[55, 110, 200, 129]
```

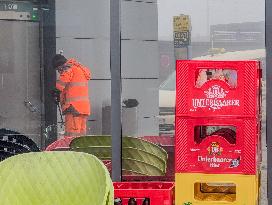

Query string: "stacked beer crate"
[175, 60, 262, 205]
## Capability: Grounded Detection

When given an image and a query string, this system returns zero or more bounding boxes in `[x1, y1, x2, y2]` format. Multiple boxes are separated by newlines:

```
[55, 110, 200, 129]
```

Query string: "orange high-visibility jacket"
[56, 59, 91, 115]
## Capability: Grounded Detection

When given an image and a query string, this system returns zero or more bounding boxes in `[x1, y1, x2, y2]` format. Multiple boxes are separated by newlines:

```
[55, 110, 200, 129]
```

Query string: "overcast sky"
[158, 0, 265, 41]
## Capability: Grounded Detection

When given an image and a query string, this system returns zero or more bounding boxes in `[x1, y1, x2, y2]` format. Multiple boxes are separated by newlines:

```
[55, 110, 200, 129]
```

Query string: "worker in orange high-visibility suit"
[52, 54, 91, 137]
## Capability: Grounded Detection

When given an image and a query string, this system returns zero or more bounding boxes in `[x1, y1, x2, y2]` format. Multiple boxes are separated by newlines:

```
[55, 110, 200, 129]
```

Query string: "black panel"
[40, 0, 57, 149]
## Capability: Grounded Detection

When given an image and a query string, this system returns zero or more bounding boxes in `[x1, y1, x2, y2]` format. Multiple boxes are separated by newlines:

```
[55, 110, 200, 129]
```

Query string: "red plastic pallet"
[176, 60, 261, 118]
[114, 182, 175, 205]
[45, 136, 76, 151]
[175, 117, 261, 175]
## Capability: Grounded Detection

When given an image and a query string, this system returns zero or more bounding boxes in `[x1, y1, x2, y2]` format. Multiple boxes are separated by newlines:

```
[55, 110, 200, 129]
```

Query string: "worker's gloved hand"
[51, 88, 61, 104]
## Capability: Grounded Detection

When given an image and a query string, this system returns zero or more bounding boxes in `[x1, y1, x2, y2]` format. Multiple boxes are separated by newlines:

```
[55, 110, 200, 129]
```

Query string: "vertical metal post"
[110, 0, 122, 181]
[41, 0, 57, 149]
[266, 0, 272, 203]
[187, 45, 192, 60]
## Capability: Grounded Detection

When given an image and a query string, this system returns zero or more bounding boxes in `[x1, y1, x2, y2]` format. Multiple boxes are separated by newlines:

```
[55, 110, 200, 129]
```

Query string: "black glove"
[51, 88, 61, 104]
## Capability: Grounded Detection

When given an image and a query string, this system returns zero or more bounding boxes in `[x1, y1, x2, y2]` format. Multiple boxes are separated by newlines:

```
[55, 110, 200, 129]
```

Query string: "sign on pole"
[173, 15, 191, 48]
[173, 31, 190, 48]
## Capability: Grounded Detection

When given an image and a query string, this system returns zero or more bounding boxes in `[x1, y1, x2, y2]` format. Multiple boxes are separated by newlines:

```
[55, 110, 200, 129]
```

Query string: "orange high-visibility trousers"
[64, 114, 88, 137]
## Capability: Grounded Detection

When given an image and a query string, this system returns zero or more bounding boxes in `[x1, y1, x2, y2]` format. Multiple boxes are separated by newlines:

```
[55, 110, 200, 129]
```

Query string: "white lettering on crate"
[191, 85, 240, 111]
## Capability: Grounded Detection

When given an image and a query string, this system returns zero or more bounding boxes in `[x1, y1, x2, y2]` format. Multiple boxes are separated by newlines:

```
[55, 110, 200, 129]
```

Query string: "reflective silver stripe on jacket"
[66, 96, 89, 103]
[56, 80, 67, 87]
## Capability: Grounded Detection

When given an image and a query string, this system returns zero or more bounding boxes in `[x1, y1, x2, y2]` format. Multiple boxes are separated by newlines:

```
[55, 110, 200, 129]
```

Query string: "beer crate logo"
[207, 142, 223, 156]
[191, 85, 240, 111]
[197, 140, 241, 169]
[204, 85, 228, 99]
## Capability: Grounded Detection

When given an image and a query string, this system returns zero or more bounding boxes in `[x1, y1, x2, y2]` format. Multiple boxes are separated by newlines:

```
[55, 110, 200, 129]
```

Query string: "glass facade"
[0, 0, 268, 203]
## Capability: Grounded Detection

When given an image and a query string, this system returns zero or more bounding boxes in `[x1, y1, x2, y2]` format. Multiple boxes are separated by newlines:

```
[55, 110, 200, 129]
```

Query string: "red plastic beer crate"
[176, 60, 261, 118]
[175, 117, 261, 175]
[114, 182, 175, 205]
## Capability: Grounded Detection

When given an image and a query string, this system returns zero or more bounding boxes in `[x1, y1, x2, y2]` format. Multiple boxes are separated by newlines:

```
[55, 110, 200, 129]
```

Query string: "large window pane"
[55, 0, 111, 137]
[119, 0, 266, 189]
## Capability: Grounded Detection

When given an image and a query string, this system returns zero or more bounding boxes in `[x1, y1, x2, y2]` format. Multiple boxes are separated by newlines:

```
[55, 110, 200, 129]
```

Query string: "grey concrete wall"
[122, 79, 159, 136]
[121, 1, 158, 40]
[122, 40, 159, 78]
[56, 38, 111, 79]
[87, 80, 111, 134]
[56, 0, 109, 38]
[120, 0, 159, 135]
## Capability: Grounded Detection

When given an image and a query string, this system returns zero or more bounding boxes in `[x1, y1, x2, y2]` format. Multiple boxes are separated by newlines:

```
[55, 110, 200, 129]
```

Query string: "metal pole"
[110, 0, 122, 181]
[41, 0, 57, 149]
[187, 45, 192, 59]
[266, 0, 272, 203]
